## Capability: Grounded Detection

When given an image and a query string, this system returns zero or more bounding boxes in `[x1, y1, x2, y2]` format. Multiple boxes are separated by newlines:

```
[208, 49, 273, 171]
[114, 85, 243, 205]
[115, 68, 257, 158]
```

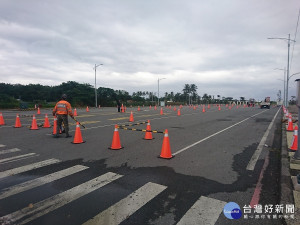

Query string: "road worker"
[52, 94, 74, 138]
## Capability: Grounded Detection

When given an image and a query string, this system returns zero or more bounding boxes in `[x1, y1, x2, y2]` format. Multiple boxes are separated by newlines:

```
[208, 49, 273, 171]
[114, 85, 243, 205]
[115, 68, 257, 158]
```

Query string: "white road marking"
[246, 107, 281, 170]
[0, 165, 89, 200]
[82, 182, 167, 225]
[0, 144, 6, 148]
[0, 159, 61, 179]
[0, 172, 123, 225]
[0, 153, 36, 163]
[173, 110, 268, 156]
[0, 148, 21, 155]
[177, 196, 226, 225]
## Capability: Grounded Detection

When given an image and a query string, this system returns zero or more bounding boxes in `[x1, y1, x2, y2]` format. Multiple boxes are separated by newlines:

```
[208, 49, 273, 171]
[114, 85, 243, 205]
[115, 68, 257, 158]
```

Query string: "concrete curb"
[281, 117, 300, 224]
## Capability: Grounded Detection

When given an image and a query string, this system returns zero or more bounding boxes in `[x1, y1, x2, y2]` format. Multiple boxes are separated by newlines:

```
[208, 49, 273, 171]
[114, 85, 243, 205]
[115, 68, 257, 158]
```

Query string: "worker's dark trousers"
[56, 114, 69, 137]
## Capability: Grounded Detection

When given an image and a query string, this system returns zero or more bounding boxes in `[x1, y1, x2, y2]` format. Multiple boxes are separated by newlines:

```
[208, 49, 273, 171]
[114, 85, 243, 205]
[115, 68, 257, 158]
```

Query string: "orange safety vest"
[53, 100, 73, 116]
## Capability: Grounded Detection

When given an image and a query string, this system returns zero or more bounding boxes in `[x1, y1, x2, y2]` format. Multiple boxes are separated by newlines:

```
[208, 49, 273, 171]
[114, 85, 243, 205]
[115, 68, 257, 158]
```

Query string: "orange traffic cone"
[0, 112, 5, 125]
[149, 105, 152, 110]
[52, 117, 57, 134]
[43, 114, 51, 128]
[109, 125, 123, 150]
[74, 108, 78, 116]
[159, 129, 173, 159]
[129, 111, 134, 122]
[154, 106, 157, 110]
[160, 108, 164, 115]
[144, 120, 154, 140]
[202, 106, 205, 113]
[121, 104, 124, 113]
[290, 126, 298, 151]
[218, 105, 221, 111]
[14, 114, 22, 128]
[86, 106, 89, 112]
[193, 106, 196, 110]
[138, 106, 141, 111]
[208, 104, 210, 109]
[30, 114, 39, 130]
[177, 109, 181, 116]
[174, 106, 177, 111]
[287, 116, 294, 131]
[72, 122, 85, 144]
[37, 107, 41, 115]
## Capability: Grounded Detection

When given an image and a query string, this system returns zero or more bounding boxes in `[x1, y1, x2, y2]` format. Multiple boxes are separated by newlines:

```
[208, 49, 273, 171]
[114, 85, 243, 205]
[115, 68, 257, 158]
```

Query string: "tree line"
[0, 81, 237, 109]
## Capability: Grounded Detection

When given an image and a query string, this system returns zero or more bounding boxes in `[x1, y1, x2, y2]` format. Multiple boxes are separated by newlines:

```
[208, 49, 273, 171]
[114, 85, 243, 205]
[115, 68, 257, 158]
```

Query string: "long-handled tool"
[71, 117, 86, 128]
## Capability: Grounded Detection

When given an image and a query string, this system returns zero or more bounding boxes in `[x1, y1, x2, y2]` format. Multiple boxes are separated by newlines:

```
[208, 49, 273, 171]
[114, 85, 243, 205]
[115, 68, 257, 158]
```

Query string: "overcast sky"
[1, 0, 300, 101]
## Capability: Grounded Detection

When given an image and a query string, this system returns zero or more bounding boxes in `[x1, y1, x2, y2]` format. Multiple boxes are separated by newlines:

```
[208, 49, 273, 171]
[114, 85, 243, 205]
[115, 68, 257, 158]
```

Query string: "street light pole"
[274, 68, 286, 106]
[268, 34, 295, 107]
[94, 64, 103, 108]
[157, 78, 166, 106]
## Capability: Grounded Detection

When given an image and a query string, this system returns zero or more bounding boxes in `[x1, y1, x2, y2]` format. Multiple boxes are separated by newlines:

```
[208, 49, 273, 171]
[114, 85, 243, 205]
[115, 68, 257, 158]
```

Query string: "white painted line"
[0, 144, 6, 148]
[246, 107, 281, 171]
[0, 159, 61, 179]
[0, 172, 123, 225]
[0, 153, 36, 163]
[0, 148, 21, 155]
[173, 110, 268, 156]
[82, 182, 167, 225]
[177, 196, 226, 225]
[0, 154, 39, 165]
[0, 165, 89, 200]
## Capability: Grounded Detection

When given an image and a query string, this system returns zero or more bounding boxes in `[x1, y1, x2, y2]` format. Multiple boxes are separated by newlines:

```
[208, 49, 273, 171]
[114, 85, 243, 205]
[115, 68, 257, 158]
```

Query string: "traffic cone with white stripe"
[37, 107, 41, 115]
[74, 108, 78, 116]
[72, 122, 85, 144]
[0, 112, 5, 125]
[14, 114, 22, 128]
[290, 126, 298, 151]
[86, 106, 89, 112]
[52, 116, 57, 134]
[109, 125, 123, 150]
[159, 129, 173, 159]
[144, 120, 154, 140]
[160, 108, 163, 115]
[287, 115, 294, 131]
[43, 114, 51, 128]
[129, 111, 134, 122]
[177, 109, 181, 116]
[202, 106, 205, 113]
[30, 114, 39, 130]
[138, 106, 141, 111]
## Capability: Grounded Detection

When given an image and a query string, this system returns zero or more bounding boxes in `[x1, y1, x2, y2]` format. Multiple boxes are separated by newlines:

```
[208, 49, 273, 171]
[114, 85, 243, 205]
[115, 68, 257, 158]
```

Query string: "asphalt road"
[0, 105, 284, 225]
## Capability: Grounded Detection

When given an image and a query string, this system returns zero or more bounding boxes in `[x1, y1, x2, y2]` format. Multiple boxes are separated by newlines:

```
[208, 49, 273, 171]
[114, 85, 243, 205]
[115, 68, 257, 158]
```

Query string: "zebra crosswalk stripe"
[0, 148, 21, 155]
[0, 172, 123, 225]
[0, 165, 89, 200]
[0, 159, 61, 179]
[0, 153, 37, 163]
[82, 182, 167, 225]
[177, 196, 226, 225]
